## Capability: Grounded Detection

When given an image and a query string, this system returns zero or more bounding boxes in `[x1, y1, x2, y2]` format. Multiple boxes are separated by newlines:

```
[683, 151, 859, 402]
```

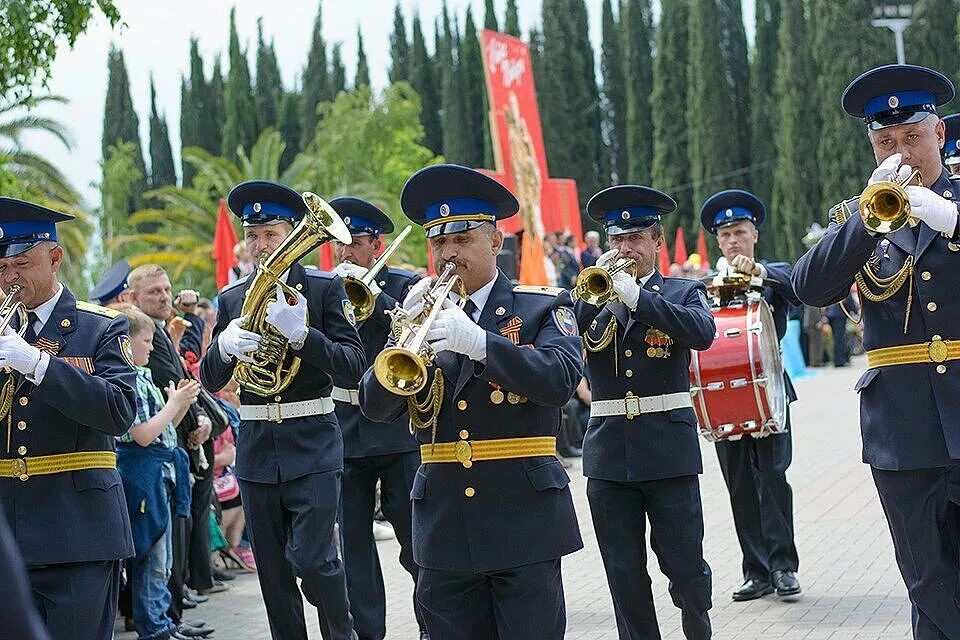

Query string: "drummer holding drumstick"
[700, 189, 803, 603]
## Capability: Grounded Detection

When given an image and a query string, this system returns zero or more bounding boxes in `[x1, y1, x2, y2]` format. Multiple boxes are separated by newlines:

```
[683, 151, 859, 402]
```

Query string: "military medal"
[499, 316, 523, 345]
[644, 328, 673, 359]
[490, 384, 505, 404]
[507, 391, 521, 404]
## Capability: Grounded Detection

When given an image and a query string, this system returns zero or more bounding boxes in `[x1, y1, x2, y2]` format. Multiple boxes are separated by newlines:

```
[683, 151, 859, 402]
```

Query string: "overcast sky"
[22, 0, 757, 207]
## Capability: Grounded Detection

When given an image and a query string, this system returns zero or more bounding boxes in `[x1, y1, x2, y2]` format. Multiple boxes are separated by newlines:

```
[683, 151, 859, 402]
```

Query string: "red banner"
[479, 30, 581, 284]
[211, 199, 238, 289]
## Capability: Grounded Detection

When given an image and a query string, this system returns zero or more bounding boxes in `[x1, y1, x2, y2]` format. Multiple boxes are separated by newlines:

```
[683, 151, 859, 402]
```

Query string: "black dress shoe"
[212, 567, 235, 581]
[772, 570, 802, 600]
[181, 597, 197, 609]
[732, 577, 774, 601]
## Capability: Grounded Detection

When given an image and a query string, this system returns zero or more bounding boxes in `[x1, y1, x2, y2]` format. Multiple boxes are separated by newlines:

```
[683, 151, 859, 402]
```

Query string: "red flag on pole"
[696, 227, 711, 271]
[658, 239, 670, 274]
[673, 226, 688, 265]
[319, 244, 334, 271]
[211, 199, 238, 289]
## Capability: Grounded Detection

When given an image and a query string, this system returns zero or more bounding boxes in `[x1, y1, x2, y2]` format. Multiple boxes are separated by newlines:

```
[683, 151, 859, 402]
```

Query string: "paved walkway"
[122, 356, 914, 639]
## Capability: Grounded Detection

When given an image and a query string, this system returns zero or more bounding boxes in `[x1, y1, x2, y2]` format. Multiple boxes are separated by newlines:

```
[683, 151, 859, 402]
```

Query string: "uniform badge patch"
[499, 316, 523, 345]
[552, 307, 578, 337]
[342, 299, 357, 326]
[118, 335, 136, 367]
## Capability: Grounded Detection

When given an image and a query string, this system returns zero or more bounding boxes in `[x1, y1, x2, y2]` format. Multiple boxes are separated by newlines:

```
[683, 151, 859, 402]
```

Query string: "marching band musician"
[200, 181, 366, 640]
[793, 64, 960, 640]
[359, 164, 583, 639]
[699, 189, 803, 602]
[328, 197, 426, 640]
[0, 197, 138, 640]
[576, 186, 715, 640]
[942, 113, 960, 177]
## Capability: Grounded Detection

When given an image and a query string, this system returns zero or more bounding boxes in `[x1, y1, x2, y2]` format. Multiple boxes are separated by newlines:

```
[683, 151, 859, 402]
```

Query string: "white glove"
[218, 315, 262, 363]
[401, 277, 433, 318]
[906, 186, 960, 234]
[426, 299, 487, 362]
[595, 248, 620, 269]
[611, 270, 641, 310]
[266, 283, 309, 345]
[0, 329, 41, 375]
[333, 262, 368, 279]
[868, 153, 912, 186]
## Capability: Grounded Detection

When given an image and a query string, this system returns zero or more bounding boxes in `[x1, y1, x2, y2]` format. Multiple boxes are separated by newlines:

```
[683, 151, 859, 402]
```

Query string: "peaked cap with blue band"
[227, 180, 308, 227]
[943, 113, 960, 164]
[586, 185, 676, 236]
[842, 64, 955, 131]
[89, 259, 131, 305]
[328, 197, 394, 236]
[0, 197, 74, 258]
[400, 164, 518, 238]
[700, 189, 766, 235]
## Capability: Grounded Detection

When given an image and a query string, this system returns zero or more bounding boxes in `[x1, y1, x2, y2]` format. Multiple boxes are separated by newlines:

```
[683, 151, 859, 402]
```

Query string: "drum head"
[751, 299, 786, 431]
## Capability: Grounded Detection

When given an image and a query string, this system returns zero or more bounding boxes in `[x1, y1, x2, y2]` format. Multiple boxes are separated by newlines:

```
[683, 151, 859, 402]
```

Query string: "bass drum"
[689, 297, 787, 442]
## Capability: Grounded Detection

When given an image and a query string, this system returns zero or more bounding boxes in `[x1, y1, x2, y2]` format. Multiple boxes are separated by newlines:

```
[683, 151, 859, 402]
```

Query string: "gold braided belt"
[420, 436, 556, 467]
[0, 451, 116, 481]
[866, 338, 960, 369]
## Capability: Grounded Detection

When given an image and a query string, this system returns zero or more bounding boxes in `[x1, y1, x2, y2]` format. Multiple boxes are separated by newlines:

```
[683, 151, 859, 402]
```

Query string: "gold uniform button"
[274, 396, 282, 402]
[937, 365, 947, 374]
[464, 487, 476, 497]
[625, 369, 633, 377]
[61, 319, 70, 328]
[17, 421, 26, 431]
[624, 349, 633, 357]
[921, 271, 932, 281]
[927, 302, 938, 312]
[459, 429, 470, 440]
[17, 446, 26, 455]
[19, 474, 28, 482]
[457, 400, 467, 411]
[18, 397, 27, 406]
[933, 335, 942, 341]
[950, 242, 960, 252]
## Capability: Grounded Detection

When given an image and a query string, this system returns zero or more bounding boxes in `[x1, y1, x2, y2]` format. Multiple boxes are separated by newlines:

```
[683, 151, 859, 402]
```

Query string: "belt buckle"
[267, 403, 283, 423]
[624, 392, 641, 420]
[11, 458, 27, 480]
[454, 440, 473, 468]
[929, 338, 949, 363]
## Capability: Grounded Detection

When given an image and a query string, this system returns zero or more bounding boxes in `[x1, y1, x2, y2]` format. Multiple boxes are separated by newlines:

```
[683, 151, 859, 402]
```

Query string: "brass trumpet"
[572, 252, 638, 306]
[0, 285, 28, 337]
[858, 167, 921, 234]
[343, 225, 412, 322]
[374, 262, 466, 396]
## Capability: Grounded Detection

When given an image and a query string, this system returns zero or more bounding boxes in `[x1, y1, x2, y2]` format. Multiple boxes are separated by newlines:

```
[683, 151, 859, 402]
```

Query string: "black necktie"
[463, 299, 478, 323]
[23, 312, 38, 344]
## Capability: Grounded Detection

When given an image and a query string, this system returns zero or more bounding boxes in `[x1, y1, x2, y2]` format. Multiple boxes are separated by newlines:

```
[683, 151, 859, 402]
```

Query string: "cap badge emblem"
[621, 210, 630, 220]
[888, 95, 899, 109]
[440, 203, 451, 217]
[253, 202, 262, 213]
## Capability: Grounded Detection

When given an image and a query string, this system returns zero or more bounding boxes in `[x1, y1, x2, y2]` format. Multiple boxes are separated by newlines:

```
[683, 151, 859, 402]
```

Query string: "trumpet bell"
[374, 346, 428, 396]
[344, 278, 376, 322]
[574, 266, 616, 306]
[857, 170, 918, 234]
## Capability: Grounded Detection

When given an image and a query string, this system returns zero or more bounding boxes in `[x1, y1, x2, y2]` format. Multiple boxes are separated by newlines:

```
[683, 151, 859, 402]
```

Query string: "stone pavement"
[123, 356, 914, 639]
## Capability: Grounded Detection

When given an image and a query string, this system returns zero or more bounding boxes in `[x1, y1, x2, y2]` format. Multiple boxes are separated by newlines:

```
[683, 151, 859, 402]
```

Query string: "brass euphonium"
[343, 225, 412, 322]
[374, 262, 466, 396]
[233, 192, 353, 396]
[858, 167, 922, 234]
[572, 251, 638, 306]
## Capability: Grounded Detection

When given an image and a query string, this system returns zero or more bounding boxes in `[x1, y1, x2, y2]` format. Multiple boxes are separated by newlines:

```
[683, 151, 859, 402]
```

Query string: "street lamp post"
[872, 3, 913, 65]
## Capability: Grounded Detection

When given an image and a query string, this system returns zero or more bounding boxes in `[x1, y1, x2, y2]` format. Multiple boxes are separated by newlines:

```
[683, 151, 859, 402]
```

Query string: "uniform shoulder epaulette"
[219, 275, 249, 295]
[76, 300, 120, 318]
[304, 265, 334, 279]
[388, 266, 419, 281]
[512, 285, 565, 296]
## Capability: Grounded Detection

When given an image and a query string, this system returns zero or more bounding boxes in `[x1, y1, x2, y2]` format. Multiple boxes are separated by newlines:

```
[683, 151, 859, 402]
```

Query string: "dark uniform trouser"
[240, 470, 355, 640]
[715, 428, 798, 581]
[872, 465, 960, 640]
[341, 452, 423, 640]
[188, 464, 214, 591]
[28, 560, 120, 640]
[416, 558, 566, 639]
[587, 475, 712, 640]
[828, 316, 848, 365]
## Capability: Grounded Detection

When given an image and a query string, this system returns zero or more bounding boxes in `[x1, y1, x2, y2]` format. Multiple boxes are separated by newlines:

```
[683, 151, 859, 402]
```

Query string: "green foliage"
[255, 20, 283, 133]
[749, 0, 779, 209]
[623, 0, 653, 185]
[355, 29, 371, 89]
[718, 0, 750, 173]
[440, 5, 468, 163]
[0, 0, 120, 99]
[148, 79, 177, 189]
[504, 0, 521, 36]
[101, 46, 146, 215]
[600, 0, 627, 182]
[905, 0, 958, 76]
[484, 0, 499, 31]
[222, 8, 259, 162]
[300, 2, 330, 149]
[460, 7, 486, 168]
[389, 4, 410, 84]
[409, 14, 442, 154]
[277, 91, 302, 172]
[99, 141, 146, 277]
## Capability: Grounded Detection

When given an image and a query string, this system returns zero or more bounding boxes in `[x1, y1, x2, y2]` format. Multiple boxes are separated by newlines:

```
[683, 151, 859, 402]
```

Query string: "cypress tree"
[278, 91, 302, 170]
[300, 1, 329, 147]
[440, 6, 468, 162]
[905, 0, 957, 73]
[222, 8, 259, 161]
[101, 46, 146, 212]
[207, 57, 225, 157]
[718, 0, 750, 173]
[540, 1, 576, 182]
[255, 19, 283, 134]
[389, 4, 410, 84]
[484, 0, 499, 31]
[769, 0, 819, 260]
[600, 0, 626, 182]
[460, 7, 485, 167]
[330, 43, 346, 97]
[812, 0, 885, 213]
[651, 0, 690, 235]
[687, 0, 740, 223]
[148, 77, 177, 188]
[574, 0, 606, 196]
[409, 14, 442, 154]
[623, 0, 654, 184]
[180, 39, 205, 185]
[529, 28, 544, 88]
[355, 29, 370, 89]
[749, 0, 779, 208]
[505, 0, 521, 37]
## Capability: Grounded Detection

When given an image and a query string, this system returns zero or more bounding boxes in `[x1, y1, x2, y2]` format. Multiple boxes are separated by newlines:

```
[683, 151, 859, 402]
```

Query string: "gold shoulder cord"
[407, 369, 444, 448]
[583, 316, 619, 375]
[832, 201, 914, 333]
